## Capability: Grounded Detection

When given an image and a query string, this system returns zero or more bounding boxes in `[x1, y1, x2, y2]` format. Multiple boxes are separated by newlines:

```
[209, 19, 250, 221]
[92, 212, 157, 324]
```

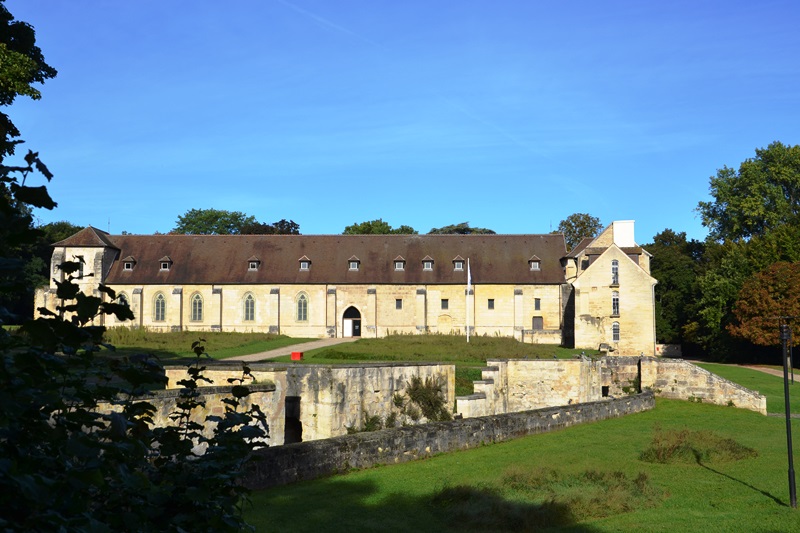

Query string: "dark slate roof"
[565, 237, 593, 258]
[89, 233, 568, 285]
[53, 226, 118, 249]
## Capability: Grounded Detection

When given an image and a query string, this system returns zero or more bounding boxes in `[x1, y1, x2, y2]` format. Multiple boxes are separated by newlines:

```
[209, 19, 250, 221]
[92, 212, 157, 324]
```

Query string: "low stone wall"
[100, 383, 277, 449]
[244, 392, 655, 489]
[651, 358, 767, 414]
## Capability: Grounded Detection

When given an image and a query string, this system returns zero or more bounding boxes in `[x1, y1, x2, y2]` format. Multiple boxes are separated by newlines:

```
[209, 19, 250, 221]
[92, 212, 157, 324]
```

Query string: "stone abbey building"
[35, 221, 657, 355]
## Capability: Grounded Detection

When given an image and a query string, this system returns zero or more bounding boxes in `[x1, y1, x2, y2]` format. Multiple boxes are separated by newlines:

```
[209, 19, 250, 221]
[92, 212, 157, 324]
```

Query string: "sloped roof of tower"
[93, 233, 568, 285]
[52, 226, 118, 249]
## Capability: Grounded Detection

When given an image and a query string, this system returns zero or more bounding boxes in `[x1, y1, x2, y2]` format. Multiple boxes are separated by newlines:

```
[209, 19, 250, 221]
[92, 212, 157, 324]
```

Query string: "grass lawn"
[245, 366, 800, 532]
[269, 334, 597, 396]
[101, 327, 315, 362]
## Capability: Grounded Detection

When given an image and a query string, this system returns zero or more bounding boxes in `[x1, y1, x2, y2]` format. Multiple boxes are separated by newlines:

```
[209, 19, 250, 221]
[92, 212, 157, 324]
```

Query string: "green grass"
[246, 399, 800, 532]
[696, 362, 800, 414]
[272, 334, 594, 365]
[101, 327, 314, 361]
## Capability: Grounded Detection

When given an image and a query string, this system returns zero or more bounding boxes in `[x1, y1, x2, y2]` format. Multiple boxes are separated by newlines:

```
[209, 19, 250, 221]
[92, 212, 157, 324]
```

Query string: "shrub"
[639, 424, 758, 464]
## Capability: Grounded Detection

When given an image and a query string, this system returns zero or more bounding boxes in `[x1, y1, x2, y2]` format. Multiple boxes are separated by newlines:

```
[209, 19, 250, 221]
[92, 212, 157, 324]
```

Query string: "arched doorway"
[343, 306, 361, 337]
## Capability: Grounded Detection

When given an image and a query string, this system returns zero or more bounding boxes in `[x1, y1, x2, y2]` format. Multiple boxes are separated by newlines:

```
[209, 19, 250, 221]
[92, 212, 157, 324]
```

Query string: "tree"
[556, 213, 602, 251]
[0, 1, 57, 159]
[697, 141, 800, 242]
[173, 208, 257, 234]
[644, 230, 704, 345]
[241, 218, 300, 235]
[427, 222, 495, 235]
[343, 218, 417, 234]
[728, 262, 800, 347]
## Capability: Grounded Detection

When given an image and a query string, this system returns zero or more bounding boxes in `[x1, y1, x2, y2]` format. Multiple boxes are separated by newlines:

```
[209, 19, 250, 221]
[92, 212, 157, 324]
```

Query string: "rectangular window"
[441, 298, 449, 310]
[488, 299, 495, 310]
[394, 261, 404, 271]
[530, 261, 540, 271]
[349, 261, 359, 271]
[534, 298, 541, 311]
[423, 261, 433, 271]
[160, 262, 170, 271]
[612, 291, 620, 316]
[611, 260, 619, 285]
[454, 261, 464, 271]
[395, 299, 402, 310]
[248, 261, 259, 271]
[612, 322, 620, 342]
[532, 316, 544, 330]
[123, 262, 133, 271]
[300, 261, 310, 271]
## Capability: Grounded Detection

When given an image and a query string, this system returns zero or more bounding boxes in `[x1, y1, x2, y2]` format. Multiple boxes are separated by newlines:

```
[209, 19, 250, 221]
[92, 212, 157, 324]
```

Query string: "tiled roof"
[71, 232, 568, 285]
[53, 226, 118, 249]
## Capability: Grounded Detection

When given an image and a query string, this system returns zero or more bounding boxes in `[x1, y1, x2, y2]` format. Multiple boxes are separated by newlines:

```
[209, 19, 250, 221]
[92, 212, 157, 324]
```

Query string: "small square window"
[349, 261, 359, 271]
[441, 298, 449, 310]
[394, 261, 405, 271]
[300, 261, 310, 271]
[530, 261, 540, 271]
[160, 262, 170, 271]
[395, 299, 403, 310]
[248, 261, 259, 271]
[454, 261, 464, 271]
[534, 298, 541, 311]
[488, 299, 495, 310]
[423, 260, 433, 271]
[123, 262, 133, 271]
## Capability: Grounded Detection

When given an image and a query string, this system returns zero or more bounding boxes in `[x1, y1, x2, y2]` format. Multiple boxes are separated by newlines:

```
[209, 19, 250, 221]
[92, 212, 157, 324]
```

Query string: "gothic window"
[612, 321, 620, 342]
[191, 293, 203, 322]
[296, 293, 308, 322]
[154, 293, 166, 322]
[244, 294, 255, 321]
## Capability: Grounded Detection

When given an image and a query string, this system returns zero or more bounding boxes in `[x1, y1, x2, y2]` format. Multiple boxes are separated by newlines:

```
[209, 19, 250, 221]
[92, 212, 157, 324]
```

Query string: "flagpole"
[467, 258, 471, 343]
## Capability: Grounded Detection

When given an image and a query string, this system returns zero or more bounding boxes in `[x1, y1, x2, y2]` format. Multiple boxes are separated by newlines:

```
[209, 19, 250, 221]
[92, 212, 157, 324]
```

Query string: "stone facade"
[35, 221, 657, 354]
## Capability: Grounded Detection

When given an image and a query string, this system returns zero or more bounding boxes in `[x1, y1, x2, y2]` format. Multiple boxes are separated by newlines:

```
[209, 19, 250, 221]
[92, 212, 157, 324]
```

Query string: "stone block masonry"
[243, 392, 655, 489]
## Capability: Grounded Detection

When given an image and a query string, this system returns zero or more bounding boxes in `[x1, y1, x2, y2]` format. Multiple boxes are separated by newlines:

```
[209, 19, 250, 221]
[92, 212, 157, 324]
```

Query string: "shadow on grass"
[694, 454, 788, 508]
[247, 478, 606, 533]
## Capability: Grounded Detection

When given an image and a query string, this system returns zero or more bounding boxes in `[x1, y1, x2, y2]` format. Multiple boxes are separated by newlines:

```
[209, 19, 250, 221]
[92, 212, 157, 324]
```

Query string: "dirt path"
[227, 337, 359, 362]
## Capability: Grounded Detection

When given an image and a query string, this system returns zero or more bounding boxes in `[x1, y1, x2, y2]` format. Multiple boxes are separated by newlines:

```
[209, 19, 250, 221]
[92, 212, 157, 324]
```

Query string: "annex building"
[35, 220, 657, 355]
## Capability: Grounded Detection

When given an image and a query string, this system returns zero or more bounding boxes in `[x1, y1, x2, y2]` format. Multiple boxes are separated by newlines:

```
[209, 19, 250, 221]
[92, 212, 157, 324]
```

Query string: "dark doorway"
[284, 396, 302, 444]
[343, 306, 362, 337]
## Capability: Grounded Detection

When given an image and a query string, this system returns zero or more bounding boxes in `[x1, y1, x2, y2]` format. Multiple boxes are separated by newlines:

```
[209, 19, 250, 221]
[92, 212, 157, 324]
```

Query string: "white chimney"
[612, 220, 636, 247]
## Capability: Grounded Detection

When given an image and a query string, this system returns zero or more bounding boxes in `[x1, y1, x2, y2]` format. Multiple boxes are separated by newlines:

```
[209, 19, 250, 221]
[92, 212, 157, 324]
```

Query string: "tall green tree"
[0, 0, 57, 160]
[556, 213, 602, 250]
[343, 219, 417, 234]
[428, 222, 495, 235]
[173, 208, 257, 234]
[241, 218, 300, 235]
[697, 141, 800, 242]
[644, 229, 704, 345]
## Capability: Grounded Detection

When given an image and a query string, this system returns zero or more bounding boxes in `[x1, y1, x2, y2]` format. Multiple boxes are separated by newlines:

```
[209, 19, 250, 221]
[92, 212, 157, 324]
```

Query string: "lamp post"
[780, 322, 797, 508]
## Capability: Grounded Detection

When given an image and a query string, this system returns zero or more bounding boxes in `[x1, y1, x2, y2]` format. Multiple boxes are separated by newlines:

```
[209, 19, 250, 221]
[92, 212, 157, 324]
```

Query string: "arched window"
[154, 293, 166, 322]
[244, 294, 255, 321]
[612, 290, 619, 316]
[611, 259, 619, 285]
[191, 293, 203, 322]
[296, 293, 308, 322]
[612, 321, 620, 342]
[119, 293, 129, 307]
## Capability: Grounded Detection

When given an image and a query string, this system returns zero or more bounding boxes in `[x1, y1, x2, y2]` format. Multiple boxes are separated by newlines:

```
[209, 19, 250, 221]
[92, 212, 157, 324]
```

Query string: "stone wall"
[166, 361, 456, 443]
[457, 357, 767, 418]
[99, 383, 277, 450]
[244, 392, 655, 489]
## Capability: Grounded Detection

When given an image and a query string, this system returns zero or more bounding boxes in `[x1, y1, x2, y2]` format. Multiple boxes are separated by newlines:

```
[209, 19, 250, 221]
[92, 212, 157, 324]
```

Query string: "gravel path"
[227, 337, 359, 362]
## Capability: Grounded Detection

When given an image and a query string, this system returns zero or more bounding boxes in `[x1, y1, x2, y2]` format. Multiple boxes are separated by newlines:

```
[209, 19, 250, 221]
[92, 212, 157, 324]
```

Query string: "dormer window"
[159, 256, 172, 271]
[422, 256, 434, 271]
[348, 256, 360, 271]
[529, 255, 541, 271]
[299, 256, 311, 271]
[394, 256, 405, 271]
[453, 257, 465, 271]
[122, 256, 136, 271]
[247, 256, 261, 271]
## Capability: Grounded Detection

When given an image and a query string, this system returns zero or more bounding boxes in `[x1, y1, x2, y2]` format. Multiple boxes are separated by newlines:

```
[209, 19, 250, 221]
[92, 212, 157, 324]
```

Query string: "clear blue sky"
[7, 0, 799, 242]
